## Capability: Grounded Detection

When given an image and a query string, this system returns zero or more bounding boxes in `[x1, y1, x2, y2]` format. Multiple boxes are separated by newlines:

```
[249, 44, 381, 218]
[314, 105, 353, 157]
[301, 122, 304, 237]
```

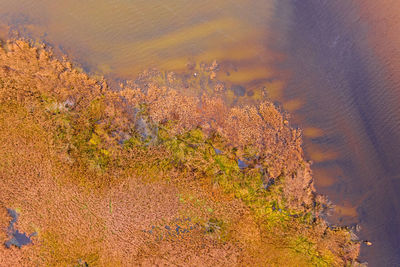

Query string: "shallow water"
[0, 0, 399, 265]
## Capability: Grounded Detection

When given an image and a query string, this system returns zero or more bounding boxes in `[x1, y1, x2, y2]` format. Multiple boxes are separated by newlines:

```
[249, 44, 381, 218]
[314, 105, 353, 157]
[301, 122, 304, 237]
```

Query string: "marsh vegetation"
[0, 40, 360, 266]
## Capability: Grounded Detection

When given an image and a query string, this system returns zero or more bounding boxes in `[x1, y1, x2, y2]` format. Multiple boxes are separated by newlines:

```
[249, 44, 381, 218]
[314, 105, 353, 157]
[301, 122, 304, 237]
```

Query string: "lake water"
[1, 0, 399, 265]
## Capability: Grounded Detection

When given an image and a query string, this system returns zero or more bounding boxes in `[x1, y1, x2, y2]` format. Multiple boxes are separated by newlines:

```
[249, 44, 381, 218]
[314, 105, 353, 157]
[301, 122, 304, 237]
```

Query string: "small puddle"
[4, 209, 36, 249]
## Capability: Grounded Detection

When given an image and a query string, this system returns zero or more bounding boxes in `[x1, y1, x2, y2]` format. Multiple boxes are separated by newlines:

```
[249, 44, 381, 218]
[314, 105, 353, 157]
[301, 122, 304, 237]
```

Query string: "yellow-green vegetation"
[0, 40, 360, 266]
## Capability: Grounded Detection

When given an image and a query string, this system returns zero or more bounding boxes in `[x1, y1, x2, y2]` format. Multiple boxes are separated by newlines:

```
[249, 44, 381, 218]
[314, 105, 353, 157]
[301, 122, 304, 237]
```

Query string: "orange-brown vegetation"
[0, 40, 360, 266]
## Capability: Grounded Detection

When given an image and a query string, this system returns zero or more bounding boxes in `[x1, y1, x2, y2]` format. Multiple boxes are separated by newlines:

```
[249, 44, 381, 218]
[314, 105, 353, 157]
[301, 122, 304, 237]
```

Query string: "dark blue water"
[272, 1, 400, 265]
